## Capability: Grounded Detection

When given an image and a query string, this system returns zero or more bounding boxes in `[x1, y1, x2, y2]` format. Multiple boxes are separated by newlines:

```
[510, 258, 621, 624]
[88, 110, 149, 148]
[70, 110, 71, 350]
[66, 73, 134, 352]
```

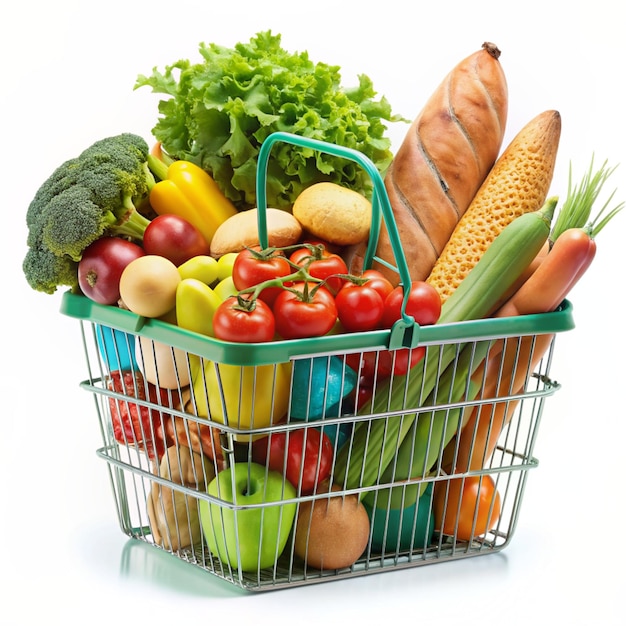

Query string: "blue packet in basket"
[96, 325, 137, 371]
[290, 355, 357, 420]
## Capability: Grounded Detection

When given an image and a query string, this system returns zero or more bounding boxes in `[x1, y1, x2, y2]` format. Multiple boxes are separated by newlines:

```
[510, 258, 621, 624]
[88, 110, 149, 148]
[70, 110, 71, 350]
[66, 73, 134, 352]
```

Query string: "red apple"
[142, 214, 210, 266]
[78, 237, 145, 304]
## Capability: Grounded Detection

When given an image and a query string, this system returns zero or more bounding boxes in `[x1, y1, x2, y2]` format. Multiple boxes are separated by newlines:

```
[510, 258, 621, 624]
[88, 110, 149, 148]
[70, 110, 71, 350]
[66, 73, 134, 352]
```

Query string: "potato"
[147, 445, 216, 551]
[292, 182, 371, 246]
[293, 484, 370, 570]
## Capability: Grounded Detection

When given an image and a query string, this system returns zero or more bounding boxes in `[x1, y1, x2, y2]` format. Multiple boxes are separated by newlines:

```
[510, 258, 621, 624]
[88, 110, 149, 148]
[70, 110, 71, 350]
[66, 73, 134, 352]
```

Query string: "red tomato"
[252, 427, 333, 495]
[290, 245, 348, 294]
[212, 296, 275, 343]
[359, 269, 395, 301]
[232, 247, 293, 306]
[382, 281, 442, 329]
[384, 346, 426, 376]
[78, 237, 145, 305]
[345, 350, 393, 382]
[335, 284, 384, 332]
[433, 475, 502, 542]
[142, 214, 210, 266]
[273, 283, 337, 339]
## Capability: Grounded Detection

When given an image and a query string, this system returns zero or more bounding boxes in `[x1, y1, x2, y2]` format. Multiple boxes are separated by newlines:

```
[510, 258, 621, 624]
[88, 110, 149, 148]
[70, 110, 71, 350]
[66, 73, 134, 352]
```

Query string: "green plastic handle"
[255, 132, 417, 347]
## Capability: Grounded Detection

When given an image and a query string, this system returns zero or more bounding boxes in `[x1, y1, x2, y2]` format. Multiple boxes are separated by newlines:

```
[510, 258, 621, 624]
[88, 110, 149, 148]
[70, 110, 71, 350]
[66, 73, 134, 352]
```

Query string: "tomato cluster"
[214, 244, 346, 341]
[212, 243, 442, 404]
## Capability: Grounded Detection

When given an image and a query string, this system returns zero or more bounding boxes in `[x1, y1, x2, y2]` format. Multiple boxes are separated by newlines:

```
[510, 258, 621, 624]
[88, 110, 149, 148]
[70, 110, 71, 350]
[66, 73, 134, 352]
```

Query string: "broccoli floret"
[26, 157, 81, 228]
[39, 186, 115, 261]
[23, 132, 157, 294]
[22, 244, 79, 295]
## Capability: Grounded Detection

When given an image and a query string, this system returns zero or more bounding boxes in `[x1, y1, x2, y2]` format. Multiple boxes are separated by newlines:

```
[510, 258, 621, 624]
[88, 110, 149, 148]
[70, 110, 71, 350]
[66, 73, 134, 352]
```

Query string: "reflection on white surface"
[119, 539, 244, 598]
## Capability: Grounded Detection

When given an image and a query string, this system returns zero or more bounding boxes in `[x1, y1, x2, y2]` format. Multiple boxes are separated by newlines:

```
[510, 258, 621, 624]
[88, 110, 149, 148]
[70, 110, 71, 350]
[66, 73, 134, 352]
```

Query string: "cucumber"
[333, 197, 557, 492]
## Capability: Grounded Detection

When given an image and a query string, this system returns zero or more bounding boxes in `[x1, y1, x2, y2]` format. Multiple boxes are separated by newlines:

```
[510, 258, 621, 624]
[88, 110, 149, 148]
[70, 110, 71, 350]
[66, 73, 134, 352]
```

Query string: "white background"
[2, 1, 624, 624]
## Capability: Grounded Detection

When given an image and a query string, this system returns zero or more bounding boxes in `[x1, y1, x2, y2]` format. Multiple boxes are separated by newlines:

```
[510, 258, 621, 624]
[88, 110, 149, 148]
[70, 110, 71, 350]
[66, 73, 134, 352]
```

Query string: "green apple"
[199, 462, 297, 572]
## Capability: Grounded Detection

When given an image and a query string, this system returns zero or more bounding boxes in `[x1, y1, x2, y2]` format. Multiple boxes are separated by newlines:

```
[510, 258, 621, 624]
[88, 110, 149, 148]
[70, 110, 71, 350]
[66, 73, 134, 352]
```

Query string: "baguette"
[361, 42, 508, 285]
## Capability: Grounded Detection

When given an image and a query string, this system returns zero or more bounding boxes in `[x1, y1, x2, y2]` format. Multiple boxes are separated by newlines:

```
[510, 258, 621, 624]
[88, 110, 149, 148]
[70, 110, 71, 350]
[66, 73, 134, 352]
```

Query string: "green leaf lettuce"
[135, 31, 406, 210]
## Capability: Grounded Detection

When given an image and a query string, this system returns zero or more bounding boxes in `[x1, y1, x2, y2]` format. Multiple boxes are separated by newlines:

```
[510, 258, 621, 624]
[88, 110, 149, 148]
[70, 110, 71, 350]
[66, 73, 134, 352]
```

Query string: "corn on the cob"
[426, 110, 561, 303]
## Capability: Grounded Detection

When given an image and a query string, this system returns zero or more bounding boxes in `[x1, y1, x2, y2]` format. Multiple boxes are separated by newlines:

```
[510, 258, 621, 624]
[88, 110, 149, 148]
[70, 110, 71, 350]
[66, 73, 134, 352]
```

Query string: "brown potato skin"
[370, 43, 508, 285]
[293, 484, 370, 570]
[147, 445, 215, 551]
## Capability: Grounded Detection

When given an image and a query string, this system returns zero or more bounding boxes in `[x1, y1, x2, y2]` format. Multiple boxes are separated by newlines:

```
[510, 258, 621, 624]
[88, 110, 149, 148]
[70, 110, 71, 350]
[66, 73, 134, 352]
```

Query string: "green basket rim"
[59, 132, 576, 365]
[60, 291, 575, 366]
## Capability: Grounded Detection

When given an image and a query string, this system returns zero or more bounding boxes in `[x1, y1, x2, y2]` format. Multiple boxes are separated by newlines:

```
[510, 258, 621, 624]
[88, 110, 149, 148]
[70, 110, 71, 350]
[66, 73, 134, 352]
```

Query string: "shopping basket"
[60, 132, 575, 591]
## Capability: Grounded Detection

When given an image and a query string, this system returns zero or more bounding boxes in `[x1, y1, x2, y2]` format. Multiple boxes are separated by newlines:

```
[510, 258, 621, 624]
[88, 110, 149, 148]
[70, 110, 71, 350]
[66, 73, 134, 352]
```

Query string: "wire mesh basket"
[60, 132, 575, 591]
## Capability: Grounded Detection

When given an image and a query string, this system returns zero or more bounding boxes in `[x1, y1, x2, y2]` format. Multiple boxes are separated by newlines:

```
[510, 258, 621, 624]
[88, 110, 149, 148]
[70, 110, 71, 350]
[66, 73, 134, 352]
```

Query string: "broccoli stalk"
[91, 159, 156, 242]
[106, 192, 152, 241]
[23, 133, 158, 293]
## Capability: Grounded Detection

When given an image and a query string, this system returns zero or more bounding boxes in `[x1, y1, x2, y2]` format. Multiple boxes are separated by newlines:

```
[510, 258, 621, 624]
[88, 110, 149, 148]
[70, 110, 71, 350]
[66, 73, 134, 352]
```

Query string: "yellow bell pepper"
[192, 360, 292, 441]
[149, 160, 238, 246]
[175, 277, 223, 382]
[177, 255, 219, 285]
[213, 276, 238, 301]
[176, 278, 222, 337]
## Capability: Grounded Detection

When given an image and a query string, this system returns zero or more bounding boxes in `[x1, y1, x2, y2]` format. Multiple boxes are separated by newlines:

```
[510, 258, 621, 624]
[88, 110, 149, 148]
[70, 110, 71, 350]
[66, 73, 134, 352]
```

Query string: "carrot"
[447, 157, 624, 474]
[444, 215, 622, 473]
[451, 158, 621, 315]
[426, 110, 561, 303]
[441, 333, 553, 474]
[496, 157, 624, 319]
[443, 226, 596, 473]
[497, 227, 596, 318]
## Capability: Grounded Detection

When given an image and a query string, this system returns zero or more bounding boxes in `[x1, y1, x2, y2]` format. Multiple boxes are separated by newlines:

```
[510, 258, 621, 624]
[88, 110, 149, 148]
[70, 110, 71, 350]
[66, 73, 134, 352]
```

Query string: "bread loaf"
[367, 42, 508, 285]
[292, 182, 372, 246]
[210, 207, 302, 257]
